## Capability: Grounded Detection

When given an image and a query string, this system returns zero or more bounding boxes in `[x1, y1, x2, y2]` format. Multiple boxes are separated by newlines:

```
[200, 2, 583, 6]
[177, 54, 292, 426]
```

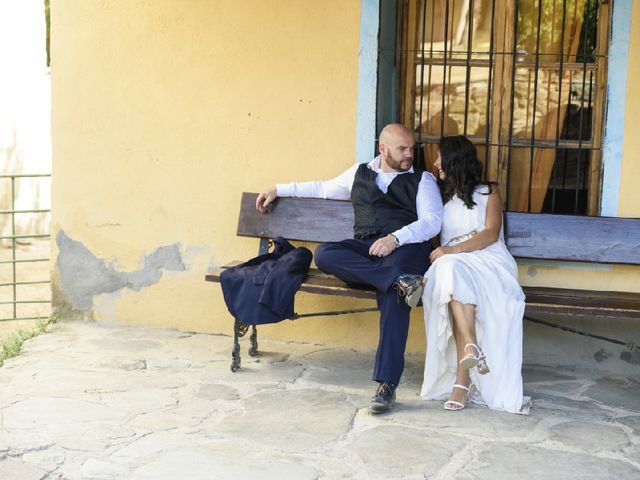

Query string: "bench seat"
[207, 192, 640, 371]
[207, 265, 640, 319]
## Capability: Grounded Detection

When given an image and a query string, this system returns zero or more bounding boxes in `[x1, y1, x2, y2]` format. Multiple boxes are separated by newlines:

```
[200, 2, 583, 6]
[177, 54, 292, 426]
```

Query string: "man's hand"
[369, 235, 398, 258]
[256, 186, 277, 213]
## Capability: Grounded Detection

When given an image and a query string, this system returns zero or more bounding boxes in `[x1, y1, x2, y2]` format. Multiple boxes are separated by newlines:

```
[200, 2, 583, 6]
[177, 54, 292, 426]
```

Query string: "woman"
[420, 135, 529, 414]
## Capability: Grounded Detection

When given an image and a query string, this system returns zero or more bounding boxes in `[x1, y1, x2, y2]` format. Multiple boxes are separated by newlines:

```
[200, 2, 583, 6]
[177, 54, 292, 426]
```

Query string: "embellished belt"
[446, 229, 479, 247]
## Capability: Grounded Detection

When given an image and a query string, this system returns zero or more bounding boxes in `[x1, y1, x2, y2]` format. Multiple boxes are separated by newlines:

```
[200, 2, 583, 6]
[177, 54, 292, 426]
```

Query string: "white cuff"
[276, 183, 293, 197]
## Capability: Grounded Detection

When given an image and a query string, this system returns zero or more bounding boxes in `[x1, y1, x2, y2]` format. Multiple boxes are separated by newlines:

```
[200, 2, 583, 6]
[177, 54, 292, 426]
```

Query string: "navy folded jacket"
[220, 237, 312, 325]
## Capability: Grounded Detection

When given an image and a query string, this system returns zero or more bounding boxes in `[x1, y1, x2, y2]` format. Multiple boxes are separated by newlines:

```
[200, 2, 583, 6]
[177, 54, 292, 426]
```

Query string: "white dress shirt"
[276, 156, 443, 245]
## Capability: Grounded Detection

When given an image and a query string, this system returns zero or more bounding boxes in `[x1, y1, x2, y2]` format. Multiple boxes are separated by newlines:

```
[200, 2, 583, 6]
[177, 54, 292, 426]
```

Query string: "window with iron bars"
[396, 0, 609, 215]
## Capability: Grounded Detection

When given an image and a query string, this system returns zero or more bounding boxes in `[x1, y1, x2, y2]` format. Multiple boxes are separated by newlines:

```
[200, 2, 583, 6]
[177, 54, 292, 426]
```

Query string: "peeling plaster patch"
[93, 290, 123, 321]
[180, 244, 212, 269]
[527, 265, 538, 277]
[56, 231, 185, 311]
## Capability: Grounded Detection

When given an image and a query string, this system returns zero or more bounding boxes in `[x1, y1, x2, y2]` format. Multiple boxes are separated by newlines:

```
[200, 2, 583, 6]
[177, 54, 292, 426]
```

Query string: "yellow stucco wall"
[51, 0, 638, 355]
[620, 0, 640, 218]
[50, 0, 391, 348]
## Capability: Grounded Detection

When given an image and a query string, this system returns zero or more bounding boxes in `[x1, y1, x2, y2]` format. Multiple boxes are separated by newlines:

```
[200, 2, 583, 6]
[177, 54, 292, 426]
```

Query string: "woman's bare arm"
[430, 188, 503, 262]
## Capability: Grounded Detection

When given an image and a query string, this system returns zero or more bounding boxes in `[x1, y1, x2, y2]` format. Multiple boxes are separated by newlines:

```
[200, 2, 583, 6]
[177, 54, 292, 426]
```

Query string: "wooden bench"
[206, 192, 640, 371]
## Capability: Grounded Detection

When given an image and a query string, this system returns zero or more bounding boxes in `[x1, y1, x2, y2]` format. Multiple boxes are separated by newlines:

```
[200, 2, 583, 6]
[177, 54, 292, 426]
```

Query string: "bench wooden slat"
[238, 192, 354, 243]
[237, 192, 640, 265]
[505, 212, 640, 265]
[206, 265, 377, 300]
[524, 302, 640, 318]
[206, 264, 640, 318]
[523, 287, 640, 319]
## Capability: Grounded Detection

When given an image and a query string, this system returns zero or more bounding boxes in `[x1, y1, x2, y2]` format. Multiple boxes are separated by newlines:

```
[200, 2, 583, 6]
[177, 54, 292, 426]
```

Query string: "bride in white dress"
[420, 136, 529, 414]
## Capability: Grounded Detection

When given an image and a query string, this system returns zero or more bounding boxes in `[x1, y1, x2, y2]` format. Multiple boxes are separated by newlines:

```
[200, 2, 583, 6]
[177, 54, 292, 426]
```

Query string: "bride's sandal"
[443, 383, 475, 411]
[459, 343, 490, 375]
[476, 356, 490, 375]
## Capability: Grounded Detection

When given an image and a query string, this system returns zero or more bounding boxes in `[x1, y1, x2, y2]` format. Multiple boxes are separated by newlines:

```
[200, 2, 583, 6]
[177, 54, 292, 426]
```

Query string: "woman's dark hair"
[438, 135, 492, 208]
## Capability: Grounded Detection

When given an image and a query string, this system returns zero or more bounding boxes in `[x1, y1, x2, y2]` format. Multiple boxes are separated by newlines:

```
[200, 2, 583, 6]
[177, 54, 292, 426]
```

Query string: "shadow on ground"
[0, 321, 638, 479]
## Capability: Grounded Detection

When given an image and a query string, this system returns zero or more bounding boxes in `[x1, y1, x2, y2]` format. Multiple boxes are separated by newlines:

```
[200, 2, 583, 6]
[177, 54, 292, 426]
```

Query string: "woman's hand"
[429, 246, 454, 263]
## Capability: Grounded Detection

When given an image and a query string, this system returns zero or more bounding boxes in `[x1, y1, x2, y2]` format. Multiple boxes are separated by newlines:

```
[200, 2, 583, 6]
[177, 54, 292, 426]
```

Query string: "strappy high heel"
[443, 383, 475, 411]
[459, 343, 490, 375]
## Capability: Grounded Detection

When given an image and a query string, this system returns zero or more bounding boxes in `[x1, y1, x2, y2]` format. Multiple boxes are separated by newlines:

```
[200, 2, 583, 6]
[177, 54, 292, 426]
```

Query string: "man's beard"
[384, 157, 411, 172]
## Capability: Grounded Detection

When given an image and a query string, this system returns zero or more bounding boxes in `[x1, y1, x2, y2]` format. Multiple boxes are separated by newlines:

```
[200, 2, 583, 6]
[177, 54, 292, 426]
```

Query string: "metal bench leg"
[248, 325, 258, 356]
[231, 317, 242, 372]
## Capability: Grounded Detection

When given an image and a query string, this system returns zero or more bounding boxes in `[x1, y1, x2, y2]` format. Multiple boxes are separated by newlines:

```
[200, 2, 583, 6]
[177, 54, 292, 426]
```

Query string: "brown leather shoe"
[393, 274, 425, 308]
[369, 382, 396, 414]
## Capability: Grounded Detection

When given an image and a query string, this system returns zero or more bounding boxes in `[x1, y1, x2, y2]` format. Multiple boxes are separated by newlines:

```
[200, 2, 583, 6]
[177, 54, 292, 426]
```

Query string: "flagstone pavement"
[0, 321, 639, 479]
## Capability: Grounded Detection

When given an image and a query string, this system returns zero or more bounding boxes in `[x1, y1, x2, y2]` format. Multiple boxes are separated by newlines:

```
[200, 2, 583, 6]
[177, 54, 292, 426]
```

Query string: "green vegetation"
[0, 314, 57, 368]
[516, 0, 598, 62]
[45, 0, 50, 67]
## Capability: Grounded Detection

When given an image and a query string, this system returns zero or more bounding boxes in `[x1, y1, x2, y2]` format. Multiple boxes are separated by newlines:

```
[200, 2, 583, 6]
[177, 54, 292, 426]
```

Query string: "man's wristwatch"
[389, 234, 400, 248]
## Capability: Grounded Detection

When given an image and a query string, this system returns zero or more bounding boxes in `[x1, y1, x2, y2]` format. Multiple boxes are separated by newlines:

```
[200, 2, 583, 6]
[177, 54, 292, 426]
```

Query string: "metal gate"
[0, 173, 51, 322]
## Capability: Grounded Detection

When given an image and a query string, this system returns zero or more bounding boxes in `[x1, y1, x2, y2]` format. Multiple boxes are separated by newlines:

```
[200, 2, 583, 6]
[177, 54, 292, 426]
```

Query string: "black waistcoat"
[351, 163, 423, 239]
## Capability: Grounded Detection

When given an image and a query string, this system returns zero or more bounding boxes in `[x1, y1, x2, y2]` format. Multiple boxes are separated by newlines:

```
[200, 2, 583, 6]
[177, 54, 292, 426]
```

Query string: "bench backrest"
[237, 192, 640, 265]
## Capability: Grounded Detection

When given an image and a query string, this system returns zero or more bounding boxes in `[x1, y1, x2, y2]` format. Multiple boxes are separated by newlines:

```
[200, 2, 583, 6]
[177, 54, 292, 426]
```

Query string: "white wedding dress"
[420, 185, 530, 414]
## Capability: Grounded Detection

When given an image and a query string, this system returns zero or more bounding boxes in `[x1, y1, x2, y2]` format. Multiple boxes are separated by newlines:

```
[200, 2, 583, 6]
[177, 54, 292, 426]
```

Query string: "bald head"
[378, 124, 415, 173]
[379, 123, 414, 146]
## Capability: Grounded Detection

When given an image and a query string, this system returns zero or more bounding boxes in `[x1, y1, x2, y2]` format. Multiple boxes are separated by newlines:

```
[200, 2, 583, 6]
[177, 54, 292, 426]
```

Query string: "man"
[256, 124, 443, 413]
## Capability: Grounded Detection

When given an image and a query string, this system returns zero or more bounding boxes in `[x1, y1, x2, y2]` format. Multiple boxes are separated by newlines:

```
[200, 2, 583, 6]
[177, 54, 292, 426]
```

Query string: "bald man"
[256, 124, 443, 413]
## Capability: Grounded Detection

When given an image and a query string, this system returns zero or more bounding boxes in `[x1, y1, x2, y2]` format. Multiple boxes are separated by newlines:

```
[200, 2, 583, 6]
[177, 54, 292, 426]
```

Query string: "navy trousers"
[314, 238, 431, 386]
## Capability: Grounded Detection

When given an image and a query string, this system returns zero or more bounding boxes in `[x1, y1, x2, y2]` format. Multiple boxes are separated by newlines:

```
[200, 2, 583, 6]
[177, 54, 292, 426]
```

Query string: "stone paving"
[0, 321, 639, 479]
